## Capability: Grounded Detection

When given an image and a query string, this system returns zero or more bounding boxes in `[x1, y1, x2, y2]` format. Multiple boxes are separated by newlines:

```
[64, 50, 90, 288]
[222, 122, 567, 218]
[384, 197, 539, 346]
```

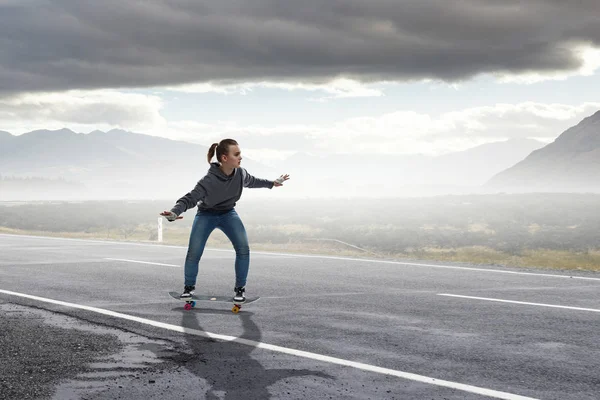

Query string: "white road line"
[269, 256, 600, 282]
[438, 294, 600, 313]
[2, 233, 600, 282]
[0, 289, 538, 400]
[263, 292, 367, 299]
[104, 258, 180, 267]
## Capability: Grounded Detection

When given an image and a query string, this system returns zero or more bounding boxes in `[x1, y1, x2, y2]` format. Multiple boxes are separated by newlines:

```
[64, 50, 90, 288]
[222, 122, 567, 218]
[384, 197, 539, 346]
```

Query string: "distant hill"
[0, 127, 548, 200]
[269, 138, 545, 197]
[420, 138, 546, 186]
[0, 128, 276, 200]
[487, 110, 600, 192]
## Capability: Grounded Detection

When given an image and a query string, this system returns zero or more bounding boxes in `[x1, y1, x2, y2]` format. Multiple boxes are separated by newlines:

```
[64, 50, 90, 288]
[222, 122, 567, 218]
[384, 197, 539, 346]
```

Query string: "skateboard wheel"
[184, 303, 192, 311]
[191, 301, 196, 308]
[232, 305, 241, 313]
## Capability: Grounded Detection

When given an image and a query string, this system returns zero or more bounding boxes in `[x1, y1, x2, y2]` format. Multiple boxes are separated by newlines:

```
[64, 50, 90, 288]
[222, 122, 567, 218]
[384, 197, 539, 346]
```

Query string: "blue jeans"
[183, 209, 250, 288]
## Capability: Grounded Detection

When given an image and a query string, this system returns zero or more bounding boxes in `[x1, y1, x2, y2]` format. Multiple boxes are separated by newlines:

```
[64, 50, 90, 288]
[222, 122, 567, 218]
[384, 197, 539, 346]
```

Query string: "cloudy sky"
[1, 0, 600, 165]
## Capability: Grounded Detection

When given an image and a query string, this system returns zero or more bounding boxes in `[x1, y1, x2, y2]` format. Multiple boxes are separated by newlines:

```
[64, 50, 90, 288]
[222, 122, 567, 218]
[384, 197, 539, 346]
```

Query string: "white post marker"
[157, 217, 163, 242]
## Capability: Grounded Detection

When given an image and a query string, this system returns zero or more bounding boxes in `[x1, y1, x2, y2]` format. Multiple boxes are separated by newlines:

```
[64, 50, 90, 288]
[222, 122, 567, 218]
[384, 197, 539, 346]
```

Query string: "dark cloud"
[1, 0, 599, 94]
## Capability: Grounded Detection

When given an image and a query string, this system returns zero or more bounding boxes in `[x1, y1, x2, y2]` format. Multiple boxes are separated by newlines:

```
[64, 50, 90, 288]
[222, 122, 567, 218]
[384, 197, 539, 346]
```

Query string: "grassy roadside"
[405, 246, 600, 272]
[3, 226, 600, 272]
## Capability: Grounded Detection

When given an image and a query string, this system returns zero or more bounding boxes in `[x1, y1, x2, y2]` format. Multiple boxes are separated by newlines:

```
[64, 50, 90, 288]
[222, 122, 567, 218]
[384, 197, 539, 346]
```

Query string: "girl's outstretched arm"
[242, 168, 290, 188]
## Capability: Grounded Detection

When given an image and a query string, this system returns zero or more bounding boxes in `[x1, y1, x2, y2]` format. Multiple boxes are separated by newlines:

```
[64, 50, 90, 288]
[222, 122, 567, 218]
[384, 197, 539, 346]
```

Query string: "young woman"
[160, 139, 289, 302]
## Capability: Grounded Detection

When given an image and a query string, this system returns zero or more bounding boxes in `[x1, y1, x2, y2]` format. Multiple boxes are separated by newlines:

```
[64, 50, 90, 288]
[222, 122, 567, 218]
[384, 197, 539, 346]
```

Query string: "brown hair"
[207, 139, 238, 164]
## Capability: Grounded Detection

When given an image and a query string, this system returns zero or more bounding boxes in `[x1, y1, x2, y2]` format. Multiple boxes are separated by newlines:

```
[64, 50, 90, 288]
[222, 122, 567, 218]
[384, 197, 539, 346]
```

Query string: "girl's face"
[221, 145, 242, 168]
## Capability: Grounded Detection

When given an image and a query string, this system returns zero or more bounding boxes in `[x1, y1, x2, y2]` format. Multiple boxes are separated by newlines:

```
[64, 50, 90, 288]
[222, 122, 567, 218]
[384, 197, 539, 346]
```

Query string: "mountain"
[269, 138, 544, 197]
[0, 127, 548, 200]
[486, 110, 600, 192]
[418, 138, 546, 186]
[0, 130, 14, 148]
[0, 129, 276, 200]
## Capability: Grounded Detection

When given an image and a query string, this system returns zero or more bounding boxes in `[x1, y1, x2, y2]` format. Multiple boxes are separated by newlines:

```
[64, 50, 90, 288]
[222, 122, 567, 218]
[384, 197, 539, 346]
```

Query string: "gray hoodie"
[170, 162, 274, 216]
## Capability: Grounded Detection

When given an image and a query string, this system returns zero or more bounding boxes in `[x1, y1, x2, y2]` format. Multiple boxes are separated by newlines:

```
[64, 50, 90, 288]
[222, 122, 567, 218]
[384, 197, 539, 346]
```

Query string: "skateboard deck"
[169, 291, 260, 313]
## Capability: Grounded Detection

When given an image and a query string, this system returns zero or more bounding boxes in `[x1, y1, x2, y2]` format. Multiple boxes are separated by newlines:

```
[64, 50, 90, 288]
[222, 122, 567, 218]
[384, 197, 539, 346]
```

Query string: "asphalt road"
[1, 233, 599, 400]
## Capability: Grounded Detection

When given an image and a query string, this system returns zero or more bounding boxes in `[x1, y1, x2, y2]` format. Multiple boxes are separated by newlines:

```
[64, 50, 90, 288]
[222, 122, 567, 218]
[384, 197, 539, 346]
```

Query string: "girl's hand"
[160, 211, 183, 221]
[273, 174, 290, 187]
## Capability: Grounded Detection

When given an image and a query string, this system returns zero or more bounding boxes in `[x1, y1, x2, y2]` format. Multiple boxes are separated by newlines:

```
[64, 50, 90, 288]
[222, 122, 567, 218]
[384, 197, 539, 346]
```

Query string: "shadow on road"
[177, 307, 333, 399]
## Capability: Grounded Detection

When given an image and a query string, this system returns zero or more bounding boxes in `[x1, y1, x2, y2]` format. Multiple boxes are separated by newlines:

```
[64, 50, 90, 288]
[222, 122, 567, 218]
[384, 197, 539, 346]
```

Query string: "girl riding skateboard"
[160, 139, 289, 303]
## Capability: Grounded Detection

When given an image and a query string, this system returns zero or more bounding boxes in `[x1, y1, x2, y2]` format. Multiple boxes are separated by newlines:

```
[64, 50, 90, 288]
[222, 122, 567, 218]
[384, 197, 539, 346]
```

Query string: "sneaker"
[233, 286, 246, 303]
[180, 285, 195, 299]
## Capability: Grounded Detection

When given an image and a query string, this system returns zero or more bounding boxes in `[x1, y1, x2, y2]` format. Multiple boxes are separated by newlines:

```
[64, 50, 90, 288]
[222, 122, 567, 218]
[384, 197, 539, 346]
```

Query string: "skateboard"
[169, 291, 260, 313]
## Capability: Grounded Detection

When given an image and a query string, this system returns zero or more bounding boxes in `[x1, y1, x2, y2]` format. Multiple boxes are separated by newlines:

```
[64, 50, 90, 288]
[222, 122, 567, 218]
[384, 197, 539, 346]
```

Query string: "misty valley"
[2, 193, 600, 271]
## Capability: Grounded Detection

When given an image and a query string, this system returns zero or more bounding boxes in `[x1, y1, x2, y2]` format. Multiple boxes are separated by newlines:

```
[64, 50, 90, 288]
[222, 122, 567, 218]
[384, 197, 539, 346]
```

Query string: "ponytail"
[207, 139, 239, 164]
[207, 143, 219, 164]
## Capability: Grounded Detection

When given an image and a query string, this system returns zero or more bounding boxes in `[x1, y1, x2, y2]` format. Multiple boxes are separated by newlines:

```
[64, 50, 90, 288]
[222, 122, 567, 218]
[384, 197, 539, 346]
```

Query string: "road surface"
[1, 233, 599, 399]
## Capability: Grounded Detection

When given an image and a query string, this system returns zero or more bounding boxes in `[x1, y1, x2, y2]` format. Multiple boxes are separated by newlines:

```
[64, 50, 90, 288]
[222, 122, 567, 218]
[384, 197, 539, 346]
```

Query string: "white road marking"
[263, 292, 367, 299]
[438, 294, 600, 313]
[2, 233, 599, 282]
[462, 285, 600, 292]
[104, 258, 180, 267]
[0, 289, 538, 400]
